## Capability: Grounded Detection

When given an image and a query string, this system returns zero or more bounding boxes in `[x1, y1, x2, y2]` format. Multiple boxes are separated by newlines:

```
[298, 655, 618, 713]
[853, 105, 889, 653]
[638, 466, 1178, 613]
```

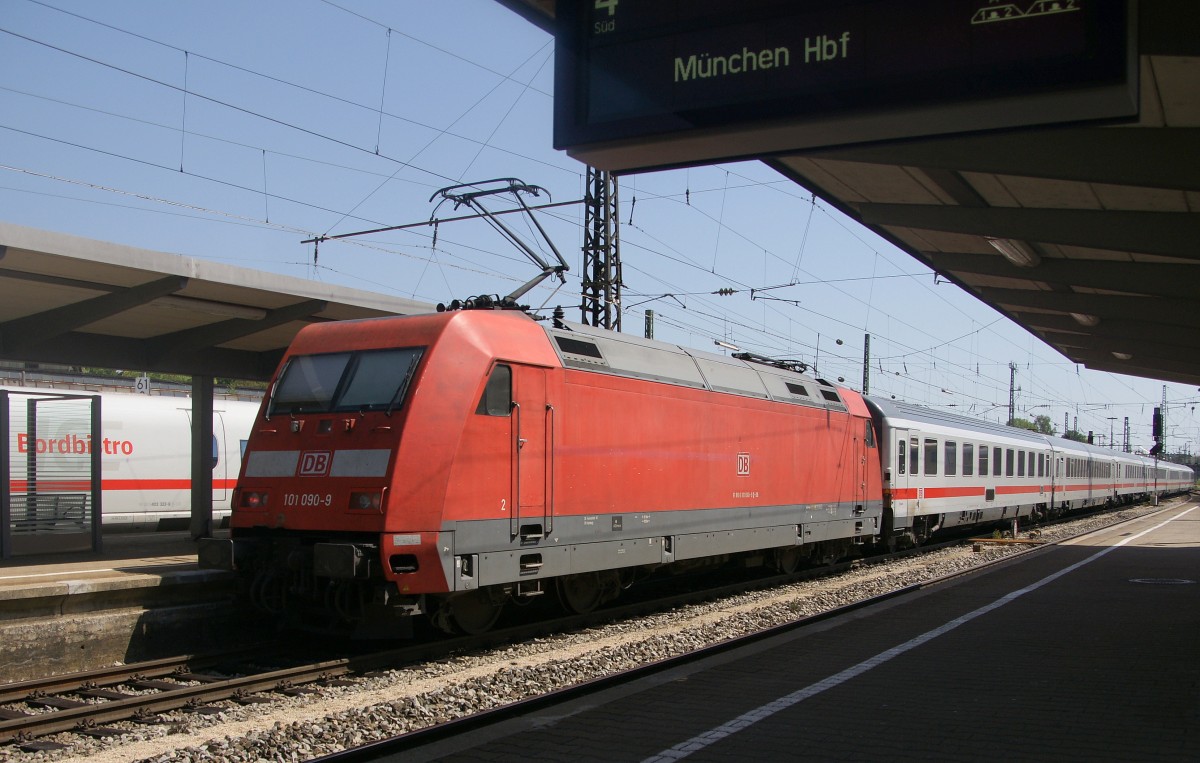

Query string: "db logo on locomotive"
[298, 451, 332, 477]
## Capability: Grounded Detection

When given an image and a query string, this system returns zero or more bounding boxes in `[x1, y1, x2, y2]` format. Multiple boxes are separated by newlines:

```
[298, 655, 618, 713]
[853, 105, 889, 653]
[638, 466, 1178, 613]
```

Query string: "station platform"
[402, 500, 1200, 763]
[0, 531, 251, 682]
[0, 530, 218, 588]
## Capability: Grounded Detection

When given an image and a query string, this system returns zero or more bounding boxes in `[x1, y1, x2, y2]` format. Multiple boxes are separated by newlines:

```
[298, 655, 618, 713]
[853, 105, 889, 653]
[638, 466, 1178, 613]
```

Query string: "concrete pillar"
[190, 376, 214, 540]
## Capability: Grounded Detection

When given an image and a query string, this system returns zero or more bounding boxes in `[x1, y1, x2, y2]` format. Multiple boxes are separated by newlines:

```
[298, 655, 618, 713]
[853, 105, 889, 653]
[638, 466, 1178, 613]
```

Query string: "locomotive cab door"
[510, 366, 550, 540]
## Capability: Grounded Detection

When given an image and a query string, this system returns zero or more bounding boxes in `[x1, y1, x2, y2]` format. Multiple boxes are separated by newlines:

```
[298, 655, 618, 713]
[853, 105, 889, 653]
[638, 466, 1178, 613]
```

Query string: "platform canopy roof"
[0, 223, 433, 381]
[499, 0, 1200, 388]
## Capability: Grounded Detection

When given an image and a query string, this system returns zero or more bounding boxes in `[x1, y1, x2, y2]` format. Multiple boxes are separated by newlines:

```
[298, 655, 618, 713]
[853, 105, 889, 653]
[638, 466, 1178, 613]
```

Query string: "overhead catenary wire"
[2, 5, 1185, 448]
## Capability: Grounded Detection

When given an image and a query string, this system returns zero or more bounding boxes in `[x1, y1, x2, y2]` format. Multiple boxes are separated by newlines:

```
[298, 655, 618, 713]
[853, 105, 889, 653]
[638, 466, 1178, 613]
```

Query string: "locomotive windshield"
[268, 347, 424, 415]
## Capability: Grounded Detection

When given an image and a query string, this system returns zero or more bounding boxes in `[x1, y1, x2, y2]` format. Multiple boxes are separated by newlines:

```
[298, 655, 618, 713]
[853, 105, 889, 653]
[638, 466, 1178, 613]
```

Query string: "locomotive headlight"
[349, 491, 383, 511]
[240, 490, 268, 510]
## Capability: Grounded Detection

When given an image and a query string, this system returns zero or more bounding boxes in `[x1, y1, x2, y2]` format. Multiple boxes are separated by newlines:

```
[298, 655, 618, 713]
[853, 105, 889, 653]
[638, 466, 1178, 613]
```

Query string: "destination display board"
[554, 0, 1137, 171]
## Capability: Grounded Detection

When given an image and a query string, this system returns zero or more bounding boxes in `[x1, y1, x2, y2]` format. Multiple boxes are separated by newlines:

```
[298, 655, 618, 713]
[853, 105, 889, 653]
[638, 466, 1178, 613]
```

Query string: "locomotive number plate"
[283, 493, 333, 508]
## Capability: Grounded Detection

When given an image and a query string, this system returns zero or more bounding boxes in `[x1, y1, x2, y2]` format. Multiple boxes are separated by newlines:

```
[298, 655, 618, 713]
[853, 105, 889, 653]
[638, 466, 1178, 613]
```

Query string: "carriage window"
[910, 437, 920, 477]
[1027, 452, 1035, 477]
[963, 443, 974, 476]
[897, 441, 906, 475]
[1006, 449, 1015, 477]
[993, 447, 1002, 477]
[924, 439, 938, 476]
[476, 364, 512, 416]
[1018, 451, 1025, 477]
[979, 445, 988, 477]
[945, 441, 957, 476]
[1038, 453, 1045, 477]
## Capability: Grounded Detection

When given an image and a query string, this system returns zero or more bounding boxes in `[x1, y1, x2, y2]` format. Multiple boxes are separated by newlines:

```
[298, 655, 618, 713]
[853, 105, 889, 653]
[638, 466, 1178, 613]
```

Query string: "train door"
[857, 419, 871, 512]
[510, 366, 549, 540]
[1050, 451, 1063, 512]
[212, 412, 229, 503]
[183, 410, 228, 504]
[891, 428, 912, 529]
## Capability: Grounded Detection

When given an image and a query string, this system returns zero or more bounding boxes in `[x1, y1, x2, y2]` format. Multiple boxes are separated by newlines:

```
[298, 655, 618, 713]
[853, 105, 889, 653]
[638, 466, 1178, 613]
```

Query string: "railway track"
[0, 560, 865, 752]
[0, 500, 1170, 754]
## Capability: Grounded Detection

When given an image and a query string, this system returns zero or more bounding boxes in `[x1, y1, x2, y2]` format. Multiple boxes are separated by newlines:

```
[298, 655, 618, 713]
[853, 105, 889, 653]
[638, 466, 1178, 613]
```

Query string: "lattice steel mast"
[581, 167, 622, 330]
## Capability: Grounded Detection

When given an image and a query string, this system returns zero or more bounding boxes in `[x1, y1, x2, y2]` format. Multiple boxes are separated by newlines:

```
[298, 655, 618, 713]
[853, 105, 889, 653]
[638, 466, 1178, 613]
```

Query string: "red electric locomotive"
[201, 308, 882, 635]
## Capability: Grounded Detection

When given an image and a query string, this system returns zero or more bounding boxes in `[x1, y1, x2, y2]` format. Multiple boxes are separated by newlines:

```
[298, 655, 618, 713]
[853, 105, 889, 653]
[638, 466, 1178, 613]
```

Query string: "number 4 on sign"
[595, 0, 617, 16]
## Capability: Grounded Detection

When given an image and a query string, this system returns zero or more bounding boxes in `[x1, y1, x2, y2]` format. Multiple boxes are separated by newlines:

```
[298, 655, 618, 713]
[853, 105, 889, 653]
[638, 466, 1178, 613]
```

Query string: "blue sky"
[1, 0, 1196, 454]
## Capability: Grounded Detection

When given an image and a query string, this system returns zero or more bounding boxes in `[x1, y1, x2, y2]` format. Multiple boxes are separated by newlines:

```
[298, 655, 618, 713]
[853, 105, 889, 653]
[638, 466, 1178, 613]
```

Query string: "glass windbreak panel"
[338, 348, 424, 411]
[270, 348, 424, 415]
[271, 352, 352, 414]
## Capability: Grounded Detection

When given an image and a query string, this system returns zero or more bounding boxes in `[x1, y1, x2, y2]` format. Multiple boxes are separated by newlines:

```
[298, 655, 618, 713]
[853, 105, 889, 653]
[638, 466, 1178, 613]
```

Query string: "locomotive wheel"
[773, 547, 803, 575]
[443, 589, 505, 635]
[557, 572, 603, 614]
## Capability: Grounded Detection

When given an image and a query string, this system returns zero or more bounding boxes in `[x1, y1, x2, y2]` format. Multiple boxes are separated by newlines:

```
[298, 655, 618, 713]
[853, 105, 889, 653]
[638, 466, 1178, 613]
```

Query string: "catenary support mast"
[581, 167, 622, 330]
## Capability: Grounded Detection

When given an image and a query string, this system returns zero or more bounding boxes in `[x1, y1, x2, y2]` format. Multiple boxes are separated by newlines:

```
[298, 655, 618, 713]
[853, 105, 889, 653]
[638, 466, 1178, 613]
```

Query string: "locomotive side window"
[963, 443, 974, 476]
[944, 441, 957, 477]
[924, 438, 938, 476]
[864, 421, 876, 448]
[476, 364, 512, 416]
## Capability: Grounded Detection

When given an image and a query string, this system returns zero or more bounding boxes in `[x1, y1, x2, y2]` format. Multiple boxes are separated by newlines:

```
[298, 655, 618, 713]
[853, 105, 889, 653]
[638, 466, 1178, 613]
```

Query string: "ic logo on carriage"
[298, 451, 332, 477]
[737, 452, 751, 476]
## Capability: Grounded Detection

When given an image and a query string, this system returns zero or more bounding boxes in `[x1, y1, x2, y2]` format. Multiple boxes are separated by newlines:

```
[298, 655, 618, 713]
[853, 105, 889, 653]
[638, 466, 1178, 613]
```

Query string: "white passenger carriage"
[866, 398, 1055, 545]
[865, 397, 1193, 546]
[4, 387, 258, 530]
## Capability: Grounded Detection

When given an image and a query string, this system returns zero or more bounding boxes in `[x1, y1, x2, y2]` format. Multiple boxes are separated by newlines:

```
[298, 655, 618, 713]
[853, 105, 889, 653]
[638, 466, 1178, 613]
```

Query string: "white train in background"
[4, 386, 259, 531]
